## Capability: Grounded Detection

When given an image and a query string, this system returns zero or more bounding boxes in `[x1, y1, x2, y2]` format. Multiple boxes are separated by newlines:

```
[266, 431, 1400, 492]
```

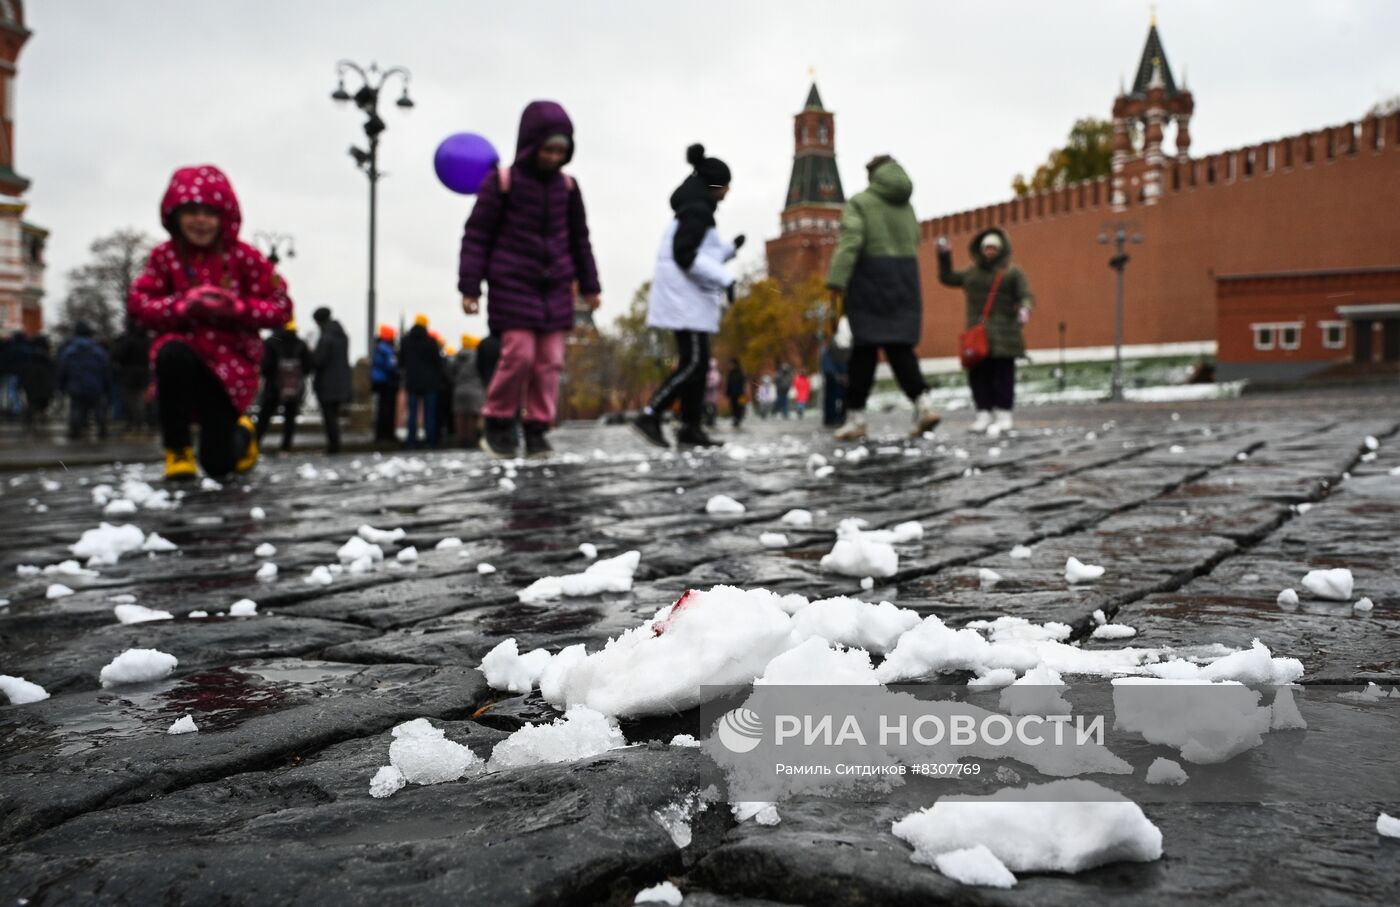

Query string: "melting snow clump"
[388, 718, 482, 784]
[1065, 557, 1105, 584]
[1092, 624, 1137, 640]
[892, 779, 1162, 874]
[369, 764, 406, 799]
[229, 599, 258, 617]
[634, 881, 683, 905]
[518, 550, 640, 603]
[114, 604, 173, 624]
[487, 707, 626, 769]
[0, 675, 50, 705]
[100, 648, 178, 688]
[1301, 568, 1353, 601]
[933, 844, 1017, 889]
[167, 715, 199, 735]
[706, 494, 746, 515]
[1144, 757, 1189, 785]
[479, 638, 553, 693]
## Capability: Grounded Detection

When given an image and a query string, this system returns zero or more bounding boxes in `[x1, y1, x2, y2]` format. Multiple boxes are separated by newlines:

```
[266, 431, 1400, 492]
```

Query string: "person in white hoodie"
[633, 144, 741, 448]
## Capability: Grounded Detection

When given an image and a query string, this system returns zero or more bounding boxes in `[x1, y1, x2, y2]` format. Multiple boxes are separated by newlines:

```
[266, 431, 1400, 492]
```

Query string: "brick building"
[765, 84, 845, 289]
[0, 0, 43, 336]
[767, 23, 1400, 375]
[1215, 268, 1400, 381]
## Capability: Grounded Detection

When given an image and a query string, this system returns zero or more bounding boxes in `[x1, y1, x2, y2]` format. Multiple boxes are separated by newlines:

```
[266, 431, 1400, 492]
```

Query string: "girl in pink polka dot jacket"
[128, 165, 293, 480]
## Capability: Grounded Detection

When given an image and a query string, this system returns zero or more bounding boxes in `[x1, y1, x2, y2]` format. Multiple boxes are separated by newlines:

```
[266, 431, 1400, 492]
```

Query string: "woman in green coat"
[937, 226, 1034, 434]
[825, 155, 941, 441]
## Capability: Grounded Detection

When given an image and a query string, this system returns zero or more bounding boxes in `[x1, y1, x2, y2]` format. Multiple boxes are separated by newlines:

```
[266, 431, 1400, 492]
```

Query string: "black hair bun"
[686, 144, 706, 168]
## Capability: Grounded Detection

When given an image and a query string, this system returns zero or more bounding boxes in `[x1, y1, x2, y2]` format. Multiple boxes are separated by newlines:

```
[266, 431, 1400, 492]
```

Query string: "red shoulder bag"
[958, 269, 1005, 370]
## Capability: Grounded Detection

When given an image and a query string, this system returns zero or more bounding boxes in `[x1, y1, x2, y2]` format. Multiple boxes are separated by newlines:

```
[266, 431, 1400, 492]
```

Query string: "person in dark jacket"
[370, 324, 399, 444]
[451, 334, 486, 449]
[826, 155, 941, 441]
[57, 321, 111, 441]
[110, 325, 153, 434]
[311, 307, 352, 454]
[400, 315, 442, 449]
[20, 334, 56, 431]
[256, 320, 311, 452]
[820, 342, 849, 427]
[938, 226, 1034, 435]
[774, 363, 794, 419]
[2, 330, 32, 419]
[725, 358, 746, 428]
[459, 100, 601, 458]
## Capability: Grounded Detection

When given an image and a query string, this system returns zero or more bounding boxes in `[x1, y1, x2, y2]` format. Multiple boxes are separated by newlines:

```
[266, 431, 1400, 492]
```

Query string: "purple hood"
[515, 101, 575, 168]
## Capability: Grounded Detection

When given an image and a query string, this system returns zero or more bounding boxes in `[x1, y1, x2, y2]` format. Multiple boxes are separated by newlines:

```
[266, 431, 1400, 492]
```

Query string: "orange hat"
[460, 333, 481, 350]
[429, 330, 443, 345]
[284, 319, 298, 332]
[378, 325, 395, 341]
[444, 346, 456, 357]
[414, 313, 430, 327]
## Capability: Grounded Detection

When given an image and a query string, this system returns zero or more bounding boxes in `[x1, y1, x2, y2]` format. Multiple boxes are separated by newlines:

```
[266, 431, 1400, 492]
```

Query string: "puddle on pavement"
[13, 660, 369, 757]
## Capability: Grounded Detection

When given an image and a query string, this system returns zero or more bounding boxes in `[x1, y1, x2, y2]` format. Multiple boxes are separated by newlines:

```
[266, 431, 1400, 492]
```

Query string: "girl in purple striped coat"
[459, 100, 601, 458]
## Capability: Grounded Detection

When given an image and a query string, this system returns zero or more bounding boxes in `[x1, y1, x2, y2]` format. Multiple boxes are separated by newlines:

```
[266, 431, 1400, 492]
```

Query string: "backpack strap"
[979, 269, 1006, 325]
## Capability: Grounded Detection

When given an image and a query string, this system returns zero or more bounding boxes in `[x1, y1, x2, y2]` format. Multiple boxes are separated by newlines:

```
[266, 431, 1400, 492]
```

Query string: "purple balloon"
[434, 132, 500, 195]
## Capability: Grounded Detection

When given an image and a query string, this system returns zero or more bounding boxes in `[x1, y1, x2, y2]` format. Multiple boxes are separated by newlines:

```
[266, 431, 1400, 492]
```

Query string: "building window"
[1320, 321, 1347, 349]
[817, 124, 828, 144]
[1279, 324, 1300, 349]
[1252, 325, 1274, 350]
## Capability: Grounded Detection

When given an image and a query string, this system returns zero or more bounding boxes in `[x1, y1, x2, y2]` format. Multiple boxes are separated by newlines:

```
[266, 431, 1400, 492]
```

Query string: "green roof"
[1130, 24, 1180, 98]
[785, 153, 844, 210]
[804, 83, 825, 111]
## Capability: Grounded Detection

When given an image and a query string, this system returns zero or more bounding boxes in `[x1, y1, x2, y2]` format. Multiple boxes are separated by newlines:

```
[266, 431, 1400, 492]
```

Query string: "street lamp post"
[331, 61, 414, 355]
[1097, 225, 1143, 401]
[253, 232, 295, 267]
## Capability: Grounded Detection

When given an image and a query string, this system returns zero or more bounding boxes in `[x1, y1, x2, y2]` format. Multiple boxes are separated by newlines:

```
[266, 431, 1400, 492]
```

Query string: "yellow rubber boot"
[164, 446, 197, 481]
[234, 416, 260, 473]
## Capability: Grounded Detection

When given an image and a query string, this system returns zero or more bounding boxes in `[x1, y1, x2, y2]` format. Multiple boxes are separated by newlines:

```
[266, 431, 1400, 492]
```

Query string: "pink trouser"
[482, 328, 567, 424]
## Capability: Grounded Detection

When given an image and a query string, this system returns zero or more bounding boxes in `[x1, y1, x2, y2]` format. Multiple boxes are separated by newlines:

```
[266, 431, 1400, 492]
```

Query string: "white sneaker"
[833, 411, 868, 441]
[970, 410, 993, 433]
[911, 391, 942, 437]
[993, 409, 1014, 432]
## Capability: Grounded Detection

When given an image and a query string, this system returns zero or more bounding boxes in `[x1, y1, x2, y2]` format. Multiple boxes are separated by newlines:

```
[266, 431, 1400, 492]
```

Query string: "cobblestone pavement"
[2, 389, 1399, 905]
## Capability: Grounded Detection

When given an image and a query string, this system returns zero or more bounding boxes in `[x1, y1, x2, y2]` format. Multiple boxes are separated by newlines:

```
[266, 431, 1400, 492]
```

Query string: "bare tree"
[58, 229, 155, 342]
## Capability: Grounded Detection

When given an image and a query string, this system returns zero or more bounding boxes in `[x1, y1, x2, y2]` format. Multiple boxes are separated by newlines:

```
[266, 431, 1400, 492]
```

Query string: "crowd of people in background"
[2, 100, 1040, 472]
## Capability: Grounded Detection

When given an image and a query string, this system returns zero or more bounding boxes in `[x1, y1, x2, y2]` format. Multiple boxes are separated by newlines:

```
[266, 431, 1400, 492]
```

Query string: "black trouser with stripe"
[156, 341, 241, 476]
[845, 343, 927, 411]
[647, 330, 709, 426]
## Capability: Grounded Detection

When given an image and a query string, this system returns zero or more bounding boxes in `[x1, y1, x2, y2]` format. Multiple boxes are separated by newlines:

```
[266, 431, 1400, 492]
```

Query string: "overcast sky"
[20, 0, 1399, 356]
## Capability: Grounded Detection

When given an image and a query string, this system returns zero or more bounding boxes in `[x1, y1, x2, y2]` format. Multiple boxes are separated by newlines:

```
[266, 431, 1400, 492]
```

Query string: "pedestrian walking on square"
[459, 100, 601, 459]
[400, 314, 442, 449]
[826, 155, 941, 441]
[774, 362, 794, 419]
[792, 371, 811, 420]
[820, 342, 849, 427]
[370, 324, 400, 445]
[56, 321, 111, 441]
[20, 334, 54, 431]
[311, 307, 351, 454]
[451, 334, 486, 449]
[632, 144, 739, 450]
[111, 325, 153, 434]
[256, 321, 310, 453]
[704, 357, 722, 428]
[755, 375, 776, 419]
[1, 330, 30, 419]
[937, 227, 1033, 435]
[129, 165, 293, 479]
[725, 357, 746, 428]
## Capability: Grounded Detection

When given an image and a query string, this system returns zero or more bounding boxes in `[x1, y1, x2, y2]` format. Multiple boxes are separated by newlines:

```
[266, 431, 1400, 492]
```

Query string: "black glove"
[733, 234, 746, 251]
[725, 283, 736, 305]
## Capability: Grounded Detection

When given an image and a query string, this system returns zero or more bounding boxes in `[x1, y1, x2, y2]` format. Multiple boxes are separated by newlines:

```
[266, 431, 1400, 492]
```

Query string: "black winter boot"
[631, 411, 669, 449]
[480, 417, 518, 459]
[523, 421, 553, 458]
[675, 423, 721, 448]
